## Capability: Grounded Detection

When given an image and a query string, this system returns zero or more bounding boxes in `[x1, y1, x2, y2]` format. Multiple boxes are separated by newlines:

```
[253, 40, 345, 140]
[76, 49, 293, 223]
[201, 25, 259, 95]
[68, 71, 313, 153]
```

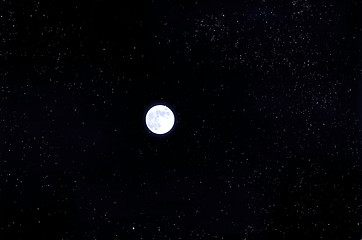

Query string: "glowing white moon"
[145, 105, 175, 135]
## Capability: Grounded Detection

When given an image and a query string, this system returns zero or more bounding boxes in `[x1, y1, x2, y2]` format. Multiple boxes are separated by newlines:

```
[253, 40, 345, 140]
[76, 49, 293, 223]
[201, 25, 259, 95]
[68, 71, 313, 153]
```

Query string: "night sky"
[0, 0, 361, 239]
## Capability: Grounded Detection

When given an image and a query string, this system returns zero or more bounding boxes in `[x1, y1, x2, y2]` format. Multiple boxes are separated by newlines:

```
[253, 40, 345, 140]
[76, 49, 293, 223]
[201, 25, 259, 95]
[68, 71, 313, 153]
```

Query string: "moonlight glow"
[145, 105, 175, 135]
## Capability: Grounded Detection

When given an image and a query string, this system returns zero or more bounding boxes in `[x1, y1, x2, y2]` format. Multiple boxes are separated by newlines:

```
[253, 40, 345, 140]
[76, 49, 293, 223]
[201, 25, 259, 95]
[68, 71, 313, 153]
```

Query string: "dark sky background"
[0, 0, 361, 239]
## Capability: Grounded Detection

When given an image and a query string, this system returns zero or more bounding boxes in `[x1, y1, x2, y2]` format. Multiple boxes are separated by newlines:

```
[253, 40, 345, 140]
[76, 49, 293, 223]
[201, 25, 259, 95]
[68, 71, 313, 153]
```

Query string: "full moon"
[145, 105, 175, 135]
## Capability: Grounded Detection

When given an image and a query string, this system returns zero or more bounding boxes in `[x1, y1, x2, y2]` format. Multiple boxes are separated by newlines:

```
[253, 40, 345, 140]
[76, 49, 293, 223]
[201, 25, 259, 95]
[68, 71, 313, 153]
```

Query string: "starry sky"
[0, 0, 361, 239]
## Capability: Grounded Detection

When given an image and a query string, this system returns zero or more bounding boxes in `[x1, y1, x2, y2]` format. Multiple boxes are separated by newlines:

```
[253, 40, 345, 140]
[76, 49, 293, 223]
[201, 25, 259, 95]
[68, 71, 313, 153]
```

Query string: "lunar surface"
[145, 105, 175, 135]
